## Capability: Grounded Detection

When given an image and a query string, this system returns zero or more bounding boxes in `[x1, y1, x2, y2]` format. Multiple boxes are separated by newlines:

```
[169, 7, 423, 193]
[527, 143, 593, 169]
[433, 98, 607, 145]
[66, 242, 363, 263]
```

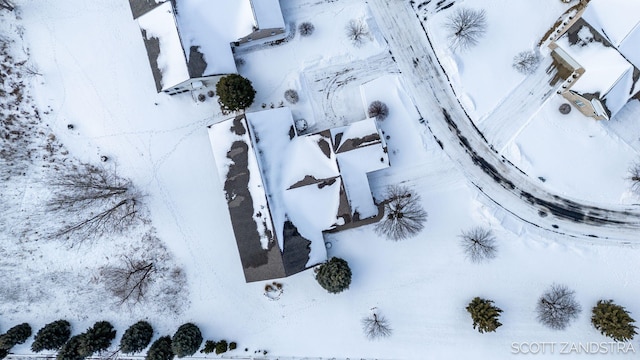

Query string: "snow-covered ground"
[1, 0, 640, 359]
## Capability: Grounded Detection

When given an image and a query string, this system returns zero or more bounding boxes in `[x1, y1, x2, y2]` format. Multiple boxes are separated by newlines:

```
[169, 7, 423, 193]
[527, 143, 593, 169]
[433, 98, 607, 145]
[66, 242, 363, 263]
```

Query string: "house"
[207, 108, 390, 282]
[129, 0, 285, 95]
[548, 0, 640, 120]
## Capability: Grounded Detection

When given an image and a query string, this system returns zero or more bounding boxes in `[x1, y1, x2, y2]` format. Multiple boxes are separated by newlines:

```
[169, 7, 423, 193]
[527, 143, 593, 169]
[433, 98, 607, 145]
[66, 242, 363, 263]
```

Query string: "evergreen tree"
[215, 340, 228, 355]
[77, 321, 116, 357]
[200, 340, 216, 354]
[56, 334, 86, 360]
[229, 341, 237, 351]
[591, 300, 637, 342]
[0, 348, 6, 360]
[0, 323, 32, 350]
[315, 257, 352, 294]
[120, 321, 153, 354]
[466, 297, 503, 333]
[146, 336, 174, 360]
[32, 320, 72, 352]
[215, 74, 256, 113]
[171, 323, 202, 358]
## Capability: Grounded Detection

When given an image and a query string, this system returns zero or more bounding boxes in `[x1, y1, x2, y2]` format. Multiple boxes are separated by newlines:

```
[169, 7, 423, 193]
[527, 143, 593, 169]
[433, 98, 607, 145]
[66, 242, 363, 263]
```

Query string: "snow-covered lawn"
[1, 0, 640, 359]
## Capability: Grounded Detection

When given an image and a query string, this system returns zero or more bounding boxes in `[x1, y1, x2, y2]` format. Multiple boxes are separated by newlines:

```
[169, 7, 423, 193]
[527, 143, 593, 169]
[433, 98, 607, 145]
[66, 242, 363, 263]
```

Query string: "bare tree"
[375, 185, 428, 241]
[0, 0, 14, 11]
[46, 162, 142, 245]
[368, 100, 389, 121]
[362, 308, 392, 340]
[536, 284, 581, 330]
[345, 19, 370, 47]
[628, 162, 640, 195]
[298, 22, 315, 37]
[101, 256, 156, 305]
[460, 227, 497, 263]
[512, 50, 541, 75]
[445, 8, 487, 51]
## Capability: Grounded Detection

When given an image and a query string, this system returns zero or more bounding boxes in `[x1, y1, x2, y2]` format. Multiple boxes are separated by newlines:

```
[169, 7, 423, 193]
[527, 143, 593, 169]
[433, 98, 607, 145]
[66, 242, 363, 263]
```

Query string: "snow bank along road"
[368, 0, 640, 243]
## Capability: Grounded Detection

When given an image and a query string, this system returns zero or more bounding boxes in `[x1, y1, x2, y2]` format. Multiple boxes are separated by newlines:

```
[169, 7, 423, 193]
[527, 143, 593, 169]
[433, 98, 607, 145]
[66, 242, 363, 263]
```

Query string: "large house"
[548, 0, 640, 120]
[129, 0, 285, 95]
[208, 108, 390, 282]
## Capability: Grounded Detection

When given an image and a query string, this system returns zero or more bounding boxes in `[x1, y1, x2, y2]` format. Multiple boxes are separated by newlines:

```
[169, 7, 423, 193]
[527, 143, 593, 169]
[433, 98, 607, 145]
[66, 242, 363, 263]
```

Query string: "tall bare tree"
[460, 227, 497, 263]
[536, 284, 581, 330]
[445, 8, 487, 51]
[46, 162, 142, 245]
[0, 1, 14, 11]
[101, 256, 156, 305]
[345, 19, 370, 47]
[375, 185, 428, 241]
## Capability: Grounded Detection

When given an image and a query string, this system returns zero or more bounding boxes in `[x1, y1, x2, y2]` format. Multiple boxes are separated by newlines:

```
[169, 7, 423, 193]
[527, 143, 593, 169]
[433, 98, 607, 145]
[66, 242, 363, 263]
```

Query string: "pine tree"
[171, 323, 202, 358]
[215, 340, 228, 355]
[591, 300, 637, 342]
[146, 336, 174, 360]
[120, 321, 153, 354]
[200, 340, 216, 354]
[466, 297, 503, 333]
[77, 321, 116, 357]
[315, 257, 352, 294]
[0, 323, 32, 350]
[215, 74, 256, 113]
[56, 334, 86, 360]
[32, 320, 72, 352]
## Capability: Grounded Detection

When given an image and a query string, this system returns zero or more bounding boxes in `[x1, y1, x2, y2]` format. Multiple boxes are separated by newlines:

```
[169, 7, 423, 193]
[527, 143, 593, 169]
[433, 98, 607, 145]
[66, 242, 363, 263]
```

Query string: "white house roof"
[581, 0, 640, 48]
[137, 2, 190, 91]
[251, 0, 286, 30]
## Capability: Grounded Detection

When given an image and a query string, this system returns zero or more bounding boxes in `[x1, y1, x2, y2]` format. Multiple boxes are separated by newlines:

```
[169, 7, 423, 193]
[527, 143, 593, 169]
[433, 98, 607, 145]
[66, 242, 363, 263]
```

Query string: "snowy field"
[1, 0, 640, 359]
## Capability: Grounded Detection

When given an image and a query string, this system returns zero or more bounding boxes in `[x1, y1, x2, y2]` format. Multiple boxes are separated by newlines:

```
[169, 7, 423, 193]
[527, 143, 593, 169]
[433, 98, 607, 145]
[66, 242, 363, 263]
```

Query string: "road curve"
[368, 0, 640, 243]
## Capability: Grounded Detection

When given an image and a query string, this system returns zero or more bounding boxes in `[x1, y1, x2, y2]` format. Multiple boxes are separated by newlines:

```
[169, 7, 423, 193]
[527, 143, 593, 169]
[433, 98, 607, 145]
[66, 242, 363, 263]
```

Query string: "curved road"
[368, 0, 640, 243]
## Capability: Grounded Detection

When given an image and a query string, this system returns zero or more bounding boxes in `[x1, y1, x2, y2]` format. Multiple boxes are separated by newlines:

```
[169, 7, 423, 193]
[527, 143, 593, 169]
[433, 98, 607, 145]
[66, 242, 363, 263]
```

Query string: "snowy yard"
[1, 0, 640, 359]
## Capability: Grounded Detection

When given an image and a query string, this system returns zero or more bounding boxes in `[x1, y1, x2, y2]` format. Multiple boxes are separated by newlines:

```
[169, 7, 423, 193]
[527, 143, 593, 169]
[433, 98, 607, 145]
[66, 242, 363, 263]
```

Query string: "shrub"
[32, 320, 71, 352]
[466, 297, 503, 333]
[460, 227, 497, 263]
[56, 334, 86, 360]
[591, 300, 637, 342]
[77, 321, 116, 357]
[146, 336, 174, 360]
[200, 340, 216, 354]
[215, 340, 228, 355]
[120, 321, 153, 354]
[284, 89, 299, 104]
[536, 284, 581, 330]
[215, 74, 256, 113]
[0, 323, 31, 350]
[171, 323, 202, 358]
[368, 100, 389, 121]
[229, 342, 237, 350]
[298, 22, 315, 36]
[315, 257, 352, 294]
[512, 50, 541, 75]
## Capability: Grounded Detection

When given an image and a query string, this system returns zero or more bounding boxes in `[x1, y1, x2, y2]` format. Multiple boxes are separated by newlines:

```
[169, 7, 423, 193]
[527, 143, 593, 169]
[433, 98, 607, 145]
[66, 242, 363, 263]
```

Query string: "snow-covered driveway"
[368, 0, 640, 242]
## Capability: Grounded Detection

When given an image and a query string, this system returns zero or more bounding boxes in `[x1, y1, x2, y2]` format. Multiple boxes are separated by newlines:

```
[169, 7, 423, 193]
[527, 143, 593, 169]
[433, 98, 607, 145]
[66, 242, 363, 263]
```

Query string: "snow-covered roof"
[251, 0, 286, 30]
[133, 0, 285, 91]
[208, 108, 389, 281]
[137, 1, 190, 91]
[582, 0, 640, 49]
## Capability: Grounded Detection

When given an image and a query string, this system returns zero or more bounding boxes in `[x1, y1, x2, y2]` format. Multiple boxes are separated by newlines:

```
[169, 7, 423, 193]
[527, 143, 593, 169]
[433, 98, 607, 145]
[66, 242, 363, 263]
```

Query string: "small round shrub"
[32, 320, 71, 352]
[284, 89, 299, 104]
[215, 340, 228, 355]
[171, 323, 202, 358]
[368, 100, 389, 121]
[315, 257, 352, 294]
[229, 342, 237, 350]
[299, 22, 315, 36]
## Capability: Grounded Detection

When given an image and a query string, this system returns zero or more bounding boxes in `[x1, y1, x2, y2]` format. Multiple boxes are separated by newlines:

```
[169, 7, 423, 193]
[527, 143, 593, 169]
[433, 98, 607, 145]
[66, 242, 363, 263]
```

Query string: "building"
[129, 0, 286, 95]
[208, 108, 390, 282]
[548, 0, 640, 120]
